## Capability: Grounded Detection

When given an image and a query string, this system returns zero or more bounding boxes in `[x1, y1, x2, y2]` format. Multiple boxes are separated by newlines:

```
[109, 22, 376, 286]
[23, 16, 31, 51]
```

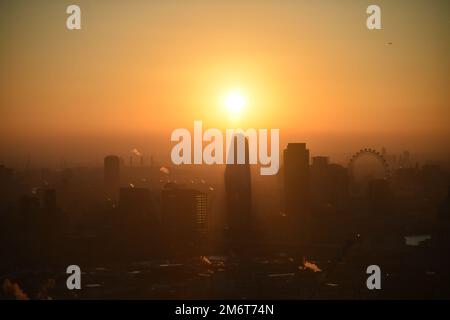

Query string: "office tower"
[284, 143, 310, 215]
[224, 134, 252, 240]
[104, 155, 120, 201]
[311, 156, 330, 207]
[328, 164, 350, 212]
[312, 156, 329, 168]
[310, 156, 349, 214]
[161, 183, 208, 247]
[283, 143, 310, 240]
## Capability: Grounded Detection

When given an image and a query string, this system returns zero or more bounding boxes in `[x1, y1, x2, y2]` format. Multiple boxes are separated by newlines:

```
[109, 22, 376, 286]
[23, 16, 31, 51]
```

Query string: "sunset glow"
[224, 90, 247, 120]
[0, 0, 448, 164]
[0, 0, 449, 303]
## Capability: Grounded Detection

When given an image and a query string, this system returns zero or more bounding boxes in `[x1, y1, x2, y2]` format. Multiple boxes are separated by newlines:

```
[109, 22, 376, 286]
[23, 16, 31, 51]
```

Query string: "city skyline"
[0, 0, 449, 302]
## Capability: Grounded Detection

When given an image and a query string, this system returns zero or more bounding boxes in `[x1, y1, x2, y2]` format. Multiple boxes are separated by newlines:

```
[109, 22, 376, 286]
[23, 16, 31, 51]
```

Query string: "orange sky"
[0, 0, 449, 166]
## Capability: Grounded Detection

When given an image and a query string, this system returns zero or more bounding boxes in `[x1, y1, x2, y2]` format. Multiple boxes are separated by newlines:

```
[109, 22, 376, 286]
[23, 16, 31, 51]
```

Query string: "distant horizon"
[1, 132, 448, 170]
[1, 0, 449, 168]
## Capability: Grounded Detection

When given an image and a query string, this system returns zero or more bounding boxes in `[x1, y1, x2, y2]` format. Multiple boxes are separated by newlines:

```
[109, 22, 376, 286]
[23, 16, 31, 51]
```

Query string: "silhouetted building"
[328, 164, 349, 212]
[16, 193, 62, 262]
[19, 194, 40, 226]
[311, 158, 349, 214]
[367, 179, 391, 215]
[311, 156, 330, 208]
[395, 167, 418, 186]
[119, 187, 153, 220]
[224, 135, 252, 241]
[161, 183, 208, 248]
[104, 155, 120, 201]
[117, 186, 157, 256]
[312, 156, 329, 168]
[420, 164, 447, 197]
[283, 143, 310, 240]
[435, 186, 450, 247]
[394, 167, 420, 197]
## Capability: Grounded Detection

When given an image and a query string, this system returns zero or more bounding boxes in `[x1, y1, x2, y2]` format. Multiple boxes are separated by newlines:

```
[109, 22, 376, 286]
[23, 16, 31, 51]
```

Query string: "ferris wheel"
[348, 148, 391, 181]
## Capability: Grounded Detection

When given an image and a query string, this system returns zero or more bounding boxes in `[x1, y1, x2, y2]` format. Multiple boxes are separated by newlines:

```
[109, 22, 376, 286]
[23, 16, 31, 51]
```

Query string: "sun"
[224, 90, 247, 117]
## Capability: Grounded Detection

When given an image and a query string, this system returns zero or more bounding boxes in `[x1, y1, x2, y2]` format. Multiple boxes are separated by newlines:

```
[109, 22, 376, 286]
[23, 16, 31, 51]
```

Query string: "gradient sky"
[0, 0, 449, 166]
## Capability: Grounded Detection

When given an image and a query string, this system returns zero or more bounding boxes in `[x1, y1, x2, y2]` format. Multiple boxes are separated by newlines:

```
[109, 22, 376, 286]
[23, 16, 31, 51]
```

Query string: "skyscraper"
[327, 163, 350, 212]
[310, 156, 349, 214]
[311, 156, 331, 211]
[283, 143, 310, 240]
[104, 155, 120, 201]
[161, 183, 208, 248]
[224, 134, 252, 241]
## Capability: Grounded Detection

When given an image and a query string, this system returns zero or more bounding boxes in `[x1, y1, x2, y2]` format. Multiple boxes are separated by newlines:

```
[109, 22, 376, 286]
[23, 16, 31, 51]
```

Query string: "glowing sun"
[224, 90, 247, 117]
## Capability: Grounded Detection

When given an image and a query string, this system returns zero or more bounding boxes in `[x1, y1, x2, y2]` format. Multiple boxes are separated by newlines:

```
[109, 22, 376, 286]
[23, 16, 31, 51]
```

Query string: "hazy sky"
[0, 0, 449, 166]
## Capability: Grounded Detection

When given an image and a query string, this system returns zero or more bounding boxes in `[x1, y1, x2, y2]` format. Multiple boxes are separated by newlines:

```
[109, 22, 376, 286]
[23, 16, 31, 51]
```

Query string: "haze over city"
[1, 0, 449, 167]
[0, 0, 449, 302]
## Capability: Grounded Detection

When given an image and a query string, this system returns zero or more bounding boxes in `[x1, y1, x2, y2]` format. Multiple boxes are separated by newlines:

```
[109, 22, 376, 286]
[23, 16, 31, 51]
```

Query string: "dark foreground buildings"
[161, 183, 208, 251]
[310, 157, 349, 214]
[116, 186, 156, 257]
[283, 143, 311, 242]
